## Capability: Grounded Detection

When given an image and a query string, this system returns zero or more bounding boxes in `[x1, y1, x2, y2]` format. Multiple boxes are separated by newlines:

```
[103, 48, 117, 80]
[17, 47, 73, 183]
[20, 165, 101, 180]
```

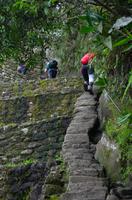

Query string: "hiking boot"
[87, 84, 91, 91]
[88, 84, 94, 95]
[83, 82, 88, 91]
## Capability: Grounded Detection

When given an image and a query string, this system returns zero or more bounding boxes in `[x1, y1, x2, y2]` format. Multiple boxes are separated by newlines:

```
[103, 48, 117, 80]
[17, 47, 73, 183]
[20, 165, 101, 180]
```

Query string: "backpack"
[48, 60, 58, 69]
[88, 64, 94, 74]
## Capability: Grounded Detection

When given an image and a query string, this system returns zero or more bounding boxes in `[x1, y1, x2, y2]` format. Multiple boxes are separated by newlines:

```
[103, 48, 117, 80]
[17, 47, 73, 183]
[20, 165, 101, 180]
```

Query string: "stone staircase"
[61, 92, 108, 200]
[0, 71, 131, 199]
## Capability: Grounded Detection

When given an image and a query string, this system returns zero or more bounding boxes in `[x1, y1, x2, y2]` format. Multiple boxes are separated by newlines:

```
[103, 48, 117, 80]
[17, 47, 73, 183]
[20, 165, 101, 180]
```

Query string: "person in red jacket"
[80, 52, 95, 93]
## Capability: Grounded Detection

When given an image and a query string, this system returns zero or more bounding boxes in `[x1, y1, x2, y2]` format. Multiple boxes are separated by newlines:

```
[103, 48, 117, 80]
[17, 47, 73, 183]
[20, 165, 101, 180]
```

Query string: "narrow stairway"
[61, 92, 108, 200]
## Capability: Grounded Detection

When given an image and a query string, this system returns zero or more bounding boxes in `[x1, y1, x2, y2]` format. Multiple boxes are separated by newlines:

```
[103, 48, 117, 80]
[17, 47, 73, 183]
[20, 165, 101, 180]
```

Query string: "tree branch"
[94, 0, 118, 16]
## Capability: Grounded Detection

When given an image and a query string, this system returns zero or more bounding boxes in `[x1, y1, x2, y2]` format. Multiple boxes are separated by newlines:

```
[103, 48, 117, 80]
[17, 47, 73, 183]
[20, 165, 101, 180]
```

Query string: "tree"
[0, 0, 63, 69]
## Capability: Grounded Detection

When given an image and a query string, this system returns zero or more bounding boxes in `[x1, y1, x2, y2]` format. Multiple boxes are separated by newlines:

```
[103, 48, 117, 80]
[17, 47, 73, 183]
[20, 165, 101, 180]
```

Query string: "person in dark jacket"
[45, 60, 58, 78]
[17, 61, 27, 75]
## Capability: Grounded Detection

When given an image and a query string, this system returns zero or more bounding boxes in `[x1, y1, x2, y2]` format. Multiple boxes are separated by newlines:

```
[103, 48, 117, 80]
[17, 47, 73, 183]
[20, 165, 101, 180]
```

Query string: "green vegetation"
[5, 158, 36, 168]
[44, 153, 68, 200]
[55, 153, 67, 173]
[17, 189, 30, 200]
[54, 153, 69, 186]
[106, 102, 132, 181]
[49, 195, 60, 200]
[0, 122, 17, 128]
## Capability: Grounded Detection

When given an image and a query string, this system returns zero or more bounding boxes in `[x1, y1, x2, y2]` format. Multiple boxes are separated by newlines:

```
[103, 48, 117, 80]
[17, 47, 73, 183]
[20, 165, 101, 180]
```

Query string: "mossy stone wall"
[0, 116, 71, 199]
[0, 77, 83, 199]
[0, 78, 82, 125]
[0, 116, 71, 166]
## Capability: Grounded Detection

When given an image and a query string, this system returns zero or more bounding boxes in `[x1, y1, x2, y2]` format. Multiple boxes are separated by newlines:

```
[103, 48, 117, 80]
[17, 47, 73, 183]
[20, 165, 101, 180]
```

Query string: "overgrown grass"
[105, 101, 132, 181]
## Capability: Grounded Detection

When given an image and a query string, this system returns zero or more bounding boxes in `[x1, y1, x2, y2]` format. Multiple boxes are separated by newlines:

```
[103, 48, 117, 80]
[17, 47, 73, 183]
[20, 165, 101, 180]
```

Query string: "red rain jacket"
[81, 53, 95, 65]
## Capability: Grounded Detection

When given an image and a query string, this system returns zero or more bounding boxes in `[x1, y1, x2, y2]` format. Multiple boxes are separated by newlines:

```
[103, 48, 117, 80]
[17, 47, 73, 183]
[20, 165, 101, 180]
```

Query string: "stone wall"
[0, 92, 80, 124]
[96, 90, 121, 181]
[0, 78, 82, 125]
[0, 116, 71, 199]
[4, 162, 48, 200]
[0, 77, 83, 199]
[0, 117, 71, 166]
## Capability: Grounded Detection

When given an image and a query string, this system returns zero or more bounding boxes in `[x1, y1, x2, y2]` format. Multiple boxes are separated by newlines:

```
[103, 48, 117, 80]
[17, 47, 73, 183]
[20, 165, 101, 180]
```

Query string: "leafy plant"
[5, 158, 36, 168]
[117, 113, 132, 125]
[122, 71, 132, 102]
[105, 102, 132, 181]
[49, 195, 60, 200]
[95, 76, 107, 88]
[55, 154, 66, 172]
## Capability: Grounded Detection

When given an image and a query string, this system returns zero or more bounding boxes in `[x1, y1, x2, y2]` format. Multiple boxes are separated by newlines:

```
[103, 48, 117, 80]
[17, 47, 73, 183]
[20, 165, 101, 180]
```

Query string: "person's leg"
[89, 73, 94, 86]
[81, 66, 89, 91]
[88, 66, 94, 85]
[81, 67, 89, 83]
[88, 73, 94, 94]
[52, 70, 57, 78]
[48, 69, 57, 78]
[48, 69, 52, 78]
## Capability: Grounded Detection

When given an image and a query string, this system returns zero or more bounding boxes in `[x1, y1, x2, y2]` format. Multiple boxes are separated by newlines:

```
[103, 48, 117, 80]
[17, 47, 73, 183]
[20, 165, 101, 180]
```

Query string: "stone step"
[63, 153, 93, 162]
[62, 148, 93, 158]
[68, 183, 107, 193]
[67, 181, 108, 192]
[66, 126, 89, 135]
[68, 159, 92, 168]
[72, 113, 97, 121]
[62, 142, 89, 150]
[75, 100, 96, 107]
[64, 134, 89, 144]
[63, 139, 89, 146]
[71, 120, 96, 128]
[74, 105, 96, 113]
[63, 147, 87, 154]
[76, 96, 95, 102]
[69, 167, 101, 177]
[66, 128, 89, 135]
[61, 189, 106, 200]
[65, 133, 88, 141]
[69, 176, 107, 185]
[69, 160, 104, 174]
[66, 158, 95, 166]
[63, 147, 89, 154]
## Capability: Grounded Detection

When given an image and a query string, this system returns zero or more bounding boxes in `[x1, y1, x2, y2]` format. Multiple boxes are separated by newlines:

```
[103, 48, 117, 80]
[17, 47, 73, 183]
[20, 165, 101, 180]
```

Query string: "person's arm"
[44, 68, 48, 73]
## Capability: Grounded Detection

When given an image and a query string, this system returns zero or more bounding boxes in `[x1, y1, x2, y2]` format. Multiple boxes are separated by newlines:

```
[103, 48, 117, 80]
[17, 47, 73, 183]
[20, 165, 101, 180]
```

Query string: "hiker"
[80, 52, 95, 93]
[45, 59, 58, 78]
[17, 61, 27, 75]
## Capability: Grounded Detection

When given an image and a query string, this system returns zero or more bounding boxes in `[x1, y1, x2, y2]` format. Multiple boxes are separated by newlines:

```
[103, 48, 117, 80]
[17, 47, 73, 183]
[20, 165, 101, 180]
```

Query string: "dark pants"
[81, 65, 94, 84]
[81, 65, 89, 83]
[48, 69, 57, 78]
